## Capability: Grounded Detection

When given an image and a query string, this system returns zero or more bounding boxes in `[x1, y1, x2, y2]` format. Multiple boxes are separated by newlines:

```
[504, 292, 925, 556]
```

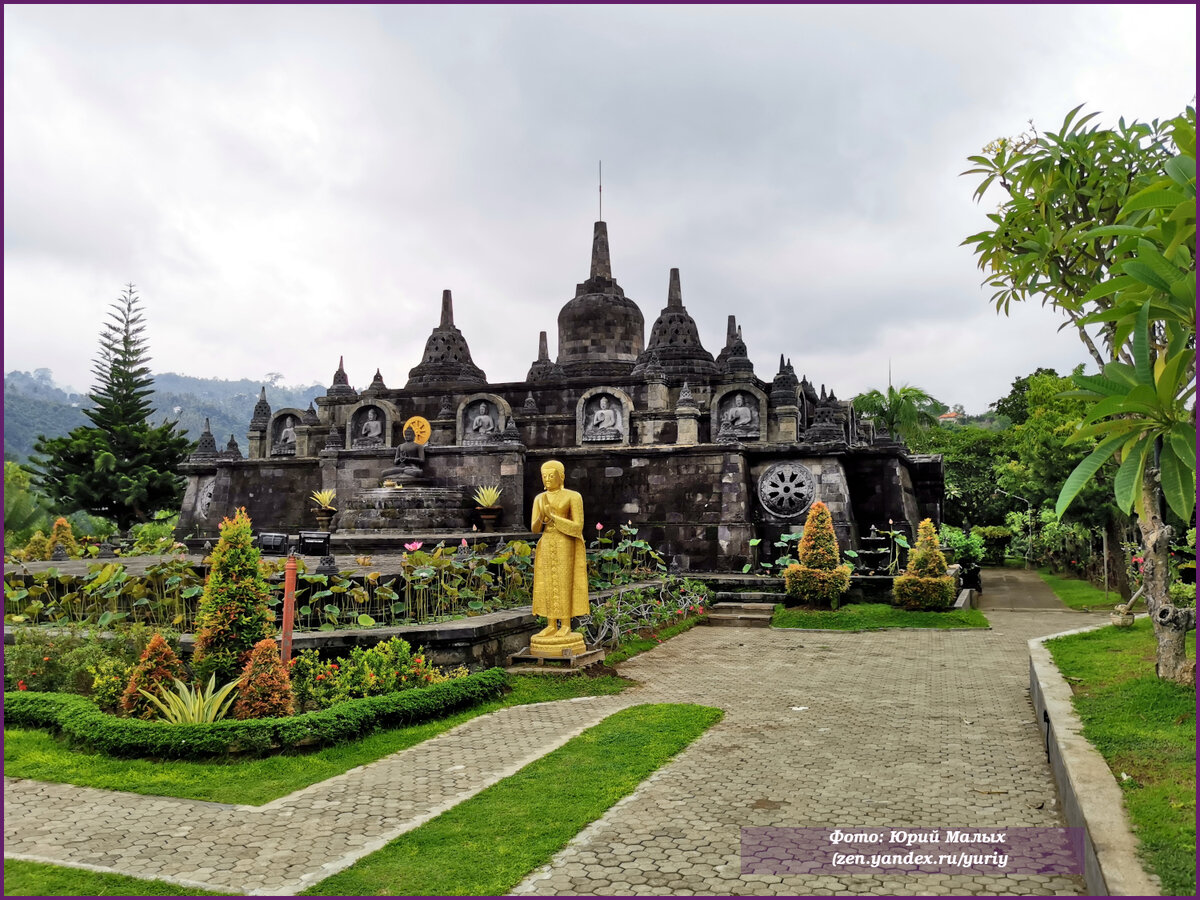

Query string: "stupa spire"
[667, 268, 683, 308]
[440, 289, 454, 327]
[590, 221, 612, 280]
[527, 329, 565, 381]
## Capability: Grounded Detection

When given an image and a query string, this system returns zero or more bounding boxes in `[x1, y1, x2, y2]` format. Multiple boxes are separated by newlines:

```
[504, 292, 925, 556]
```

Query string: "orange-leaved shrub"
[192, 509, 274, 685]
[233, 638, 294, 719]
[783, 501, 851, 608]
[893, 518, 955, 610]
[120, 633, 186, 720]
[48, 517, 81, 558]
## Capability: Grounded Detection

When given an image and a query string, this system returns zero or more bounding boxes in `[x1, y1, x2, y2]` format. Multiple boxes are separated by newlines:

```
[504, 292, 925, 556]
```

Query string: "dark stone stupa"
[556, 221, 645, 377]
[631, 268, 717, 379]
[406, 290, 487, 387]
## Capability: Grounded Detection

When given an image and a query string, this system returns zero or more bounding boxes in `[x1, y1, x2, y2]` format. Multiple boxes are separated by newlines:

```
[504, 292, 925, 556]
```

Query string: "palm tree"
[853, 384, 942, 443]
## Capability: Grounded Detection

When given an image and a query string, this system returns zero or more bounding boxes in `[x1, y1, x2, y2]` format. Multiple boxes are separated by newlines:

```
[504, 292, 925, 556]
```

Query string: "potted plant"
[472, 485, 503, 532]
[310, 489, 337, 532]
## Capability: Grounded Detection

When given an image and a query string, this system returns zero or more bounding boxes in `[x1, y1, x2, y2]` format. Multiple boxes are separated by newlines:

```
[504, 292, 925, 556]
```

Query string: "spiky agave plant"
[138, 674, 240, 724]
[472, 485, 503, 508]
[310, 489, 337, 511]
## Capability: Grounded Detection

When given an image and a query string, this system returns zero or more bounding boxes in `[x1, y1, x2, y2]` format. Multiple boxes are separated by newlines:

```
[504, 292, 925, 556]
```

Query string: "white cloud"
[4, 4, 1194, 411]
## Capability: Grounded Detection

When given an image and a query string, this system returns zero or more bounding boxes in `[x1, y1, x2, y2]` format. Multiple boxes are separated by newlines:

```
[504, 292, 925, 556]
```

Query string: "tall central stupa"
[555, 221, 645, 377]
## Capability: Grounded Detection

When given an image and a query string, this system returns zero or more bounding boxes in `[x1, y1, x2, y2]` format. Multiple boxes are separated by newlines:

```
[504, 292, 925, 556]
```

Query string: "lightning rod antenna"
[598, 160, 603, 221]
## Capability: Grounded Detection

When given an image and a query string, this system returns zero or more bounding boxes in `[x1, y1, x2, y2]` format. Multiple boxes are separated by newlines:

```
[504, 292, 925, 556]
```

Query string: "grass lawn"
[771, 602, 989, 630]
[2, 674, 631, 805]
[1038, 568, 1122, 611]
[2, 860, 233, 897]
[602, 612, 705, 665]
[301, 703, 721, 896]
[1046, 617, 1196, 896]
[4, 703, 720, 898]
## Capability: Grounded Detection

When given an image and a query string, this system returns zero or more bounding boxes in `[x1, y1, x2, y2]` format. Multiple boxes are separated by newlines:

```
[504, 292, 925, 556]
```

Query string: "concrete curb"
[1028, 618, 1161, 897]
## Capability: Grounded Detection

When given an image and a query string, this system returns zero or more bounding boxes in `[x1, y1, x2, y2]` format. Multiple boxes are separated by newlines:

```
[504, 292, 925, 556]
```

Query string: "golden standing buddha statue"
[529, 459, 589, 656]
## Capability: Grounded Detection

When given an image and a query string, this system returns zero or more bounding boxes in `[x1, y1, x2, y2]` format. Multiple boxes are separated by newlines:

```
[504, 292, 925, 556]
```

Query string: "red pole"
[281, 551, 297, 664]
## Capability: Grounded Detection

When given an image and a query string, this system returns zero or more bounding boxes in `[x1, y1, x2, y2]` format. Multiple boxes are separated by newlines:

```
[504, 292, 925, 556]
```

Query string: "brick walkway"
[5, 569, 1100, 895]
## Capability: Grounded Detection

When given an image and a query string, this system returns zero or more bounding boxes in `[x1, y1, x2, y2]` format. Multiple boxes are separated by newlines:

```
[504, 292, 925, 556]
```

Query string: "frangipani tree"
[967, 104, 1195, 684]
[1056, 113, 1196, 685]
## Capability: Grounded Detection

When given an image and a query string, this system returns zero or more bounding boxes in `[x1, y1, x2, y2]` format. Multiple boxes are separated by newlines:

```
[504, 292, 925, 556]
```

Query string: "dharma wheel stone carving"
[758, 461, 816, 519]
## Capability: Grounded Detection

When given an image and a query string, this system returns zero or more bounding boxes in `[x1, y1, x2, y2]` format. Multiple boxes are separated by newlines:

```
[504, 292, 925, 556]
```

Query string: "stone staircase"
[705, 591, 786, 628]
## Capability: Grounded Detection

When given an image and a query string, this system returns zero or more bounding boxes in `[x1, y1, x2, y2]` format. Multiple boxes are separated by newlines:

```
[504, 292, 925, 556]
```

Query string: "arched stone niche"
[457, 393, 512, 445]
[577, 386, 634, 446]
[711, 384, 767, 443]
[269, 409, 305, 456]
[344, 399, 400, 450]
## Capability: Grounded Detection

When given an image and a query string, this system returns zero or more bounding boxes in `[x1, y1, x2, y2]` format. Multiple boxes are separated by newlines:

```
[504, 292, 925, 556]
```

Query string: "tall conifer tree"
[31, 285, 192, 531]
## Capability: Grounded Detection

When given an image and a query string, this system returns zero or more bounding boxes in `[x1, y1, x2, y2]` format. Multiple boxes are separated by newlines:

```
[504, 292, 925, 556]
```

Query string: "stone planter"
[314, 510, 336, 532]
[1109, 612, 1135, 628]
[476, 507, 503, 532]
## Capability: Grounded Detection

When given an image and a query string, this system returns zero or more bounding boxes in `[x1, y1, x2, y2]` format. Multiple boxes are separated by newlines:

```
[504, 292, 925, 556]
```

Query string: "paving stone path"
[6, 569, 1099, 895]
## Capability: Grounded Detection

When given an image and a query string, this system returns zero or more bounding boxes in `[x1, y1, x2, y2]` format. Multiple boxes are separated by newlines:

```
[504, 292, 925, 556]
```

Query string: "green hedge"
[3, 668, 509, 760]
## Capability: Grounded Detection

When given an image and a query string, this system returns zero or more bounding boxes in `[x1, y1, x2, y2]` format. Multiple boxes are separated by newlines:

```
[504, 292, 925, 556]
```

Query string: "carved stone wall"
[456, 394, 514, 446]
[576, 386, 634, 447]
[710, 384, 767, 443]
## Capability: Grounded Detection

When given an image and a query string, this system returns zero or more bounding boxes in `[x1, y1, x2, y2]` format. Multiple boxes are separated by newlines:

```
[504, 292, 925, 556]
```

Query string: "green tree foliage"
[962, 105, 1177, 367]
[783, 501, 851, 608]
[191, 509, 274, 685]
[907, 425, 1014, 527]
[3, 461, 52, 549]
[989, 367, 1060, 425]
[852, 384, 942, 443]
[996, 368, 1114, 529]
[29, 287, 193, 532]
[966, 105, 1196, 684]
[2, 384, 89, 463]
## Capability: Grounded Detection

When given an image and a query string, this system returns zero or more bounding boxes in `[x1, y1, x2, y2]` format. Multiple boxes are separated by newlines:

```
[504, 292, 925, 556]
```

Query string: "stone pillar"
[247, 426, 268, 460]
[319, 449, 339, 497]
[675, 382, 701, 447]
[295, 425, 318, 459]
[769, 404, 800, 442]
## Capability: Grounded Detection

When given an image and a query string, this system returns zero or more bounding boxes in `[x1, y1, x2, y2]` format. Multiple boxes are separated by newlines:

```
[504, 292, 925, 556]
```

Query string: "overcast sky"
[4, 4, 1195, 413]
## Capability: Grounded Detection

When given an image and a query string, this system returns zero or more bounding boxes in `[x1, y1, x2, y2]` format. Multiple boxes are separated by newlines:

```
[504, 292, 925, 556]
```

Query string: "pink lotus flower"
[596, 523, 603, 531]
[461, 538, 469, 547]
[404, 541, 424, 551]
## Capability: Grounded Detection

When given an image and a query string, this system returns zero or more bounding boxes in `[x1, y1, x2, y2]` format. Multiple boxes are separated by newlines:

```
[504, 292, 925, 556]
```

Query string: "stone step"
[705, 611, 773, 628]
[714, 591, 788, 604]
[712, 601, 777, 613]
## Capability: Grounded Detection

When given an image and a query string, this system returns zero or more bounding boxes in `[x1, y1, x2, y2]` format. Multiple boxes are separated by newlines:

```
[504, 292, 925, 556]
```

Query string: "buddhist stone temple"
[178, 219, 943, 571]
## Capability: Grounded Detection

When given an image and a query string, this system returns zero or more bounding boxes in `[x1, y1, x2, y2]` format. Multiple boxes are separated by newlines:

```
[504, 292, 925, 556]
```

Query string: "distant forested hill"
[4, 370, 324, 463]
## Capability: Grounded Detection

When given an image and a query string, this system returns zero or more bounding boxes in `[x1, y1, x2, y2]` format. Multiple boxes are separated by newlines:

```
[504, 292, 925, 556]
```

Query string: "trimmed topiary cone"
[784, 501, 851, 608]
[797, 501, 841, 570]
[907, 518, 949, 577]
[191, 508, 273, 686]
[120, 633, 186, 720]
[233, 638, 294, 720]
[893, 518, 955, 610]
